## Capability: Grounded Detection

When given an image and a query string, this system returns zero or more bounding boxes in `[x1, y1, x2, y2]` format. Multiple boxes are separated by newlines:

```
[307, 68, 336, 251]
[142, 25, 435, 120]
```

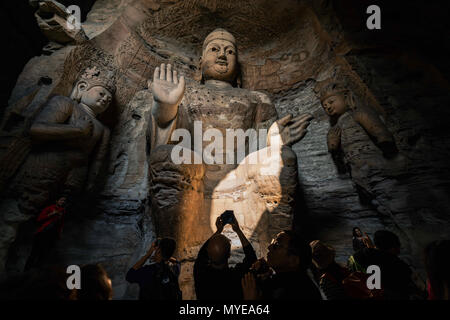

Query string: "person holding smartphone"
[193, 210, 257, 300]
[126, 237, 182, 300]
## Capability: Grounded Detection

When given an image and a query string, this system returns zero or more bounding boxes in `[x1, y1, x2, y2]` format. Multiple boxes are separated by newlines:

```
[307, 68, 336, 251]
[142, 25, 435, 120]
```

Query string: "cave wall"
[0, 0, 449, 299]
[305, 0, 450, 269]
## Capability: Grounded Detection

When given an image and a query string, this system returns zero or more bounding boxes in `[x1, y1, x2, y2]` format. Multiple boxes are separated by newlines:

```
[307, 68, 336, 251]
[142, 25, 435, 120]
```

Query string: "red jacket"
[36, 204, 65, 235]
[427, 279, 437, 300]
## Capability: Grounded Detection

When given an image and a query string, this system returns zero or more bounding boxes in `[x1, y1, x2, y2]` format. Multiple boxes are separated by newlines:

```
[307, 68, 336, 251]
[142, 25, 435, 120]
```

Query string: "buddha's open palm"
[267, 113, 313, 147]
[151, 63, 185, 107]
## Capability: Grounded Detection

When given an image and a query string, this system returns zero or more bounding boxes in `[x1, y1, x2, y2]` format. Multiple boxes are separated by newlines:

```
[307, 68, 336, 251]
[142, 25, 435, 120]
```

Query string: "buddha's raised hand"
[151, 63, 185, 108]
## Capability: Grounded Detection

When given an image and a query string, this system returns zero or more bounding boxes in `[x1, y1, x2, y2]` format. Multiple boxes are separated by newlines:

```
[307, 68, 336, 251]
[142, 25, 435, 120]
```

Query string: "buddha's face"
[322, 94, 348, 118]
[80, 85, 113, 115]
[201, 39, 237, 83]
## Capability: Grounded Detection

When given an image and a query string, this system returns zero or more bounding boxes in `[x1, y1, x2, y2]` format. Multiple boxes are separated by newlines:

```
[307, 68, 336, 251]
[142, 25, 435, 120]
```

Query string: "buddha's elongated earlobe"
[77, 81, 88, 92]
[346, 91, 356, 110]
[70, 80, 88, 102]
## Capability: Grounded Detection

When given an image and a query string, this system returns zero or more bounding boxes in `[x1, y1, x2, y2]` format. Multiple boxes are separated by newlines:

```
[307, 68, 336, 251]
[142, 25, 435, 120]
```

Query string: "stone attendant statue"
[146, 28, 312, 298]
[9, 66, 115, 212]
[317, 81, 403, 202]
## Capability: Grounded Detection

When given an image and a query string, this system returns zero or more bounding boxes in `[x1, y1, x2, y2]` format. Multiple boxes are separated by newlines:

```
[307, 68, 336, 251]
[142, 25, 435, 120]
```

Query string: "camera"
[220, 210, 235, 225]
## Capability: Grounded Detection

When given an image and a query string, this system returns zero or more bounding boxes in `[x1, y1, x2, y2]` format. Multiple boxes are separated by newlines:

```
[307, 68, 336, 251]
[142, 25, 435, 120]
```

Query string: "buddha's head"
[317, 82, 352, 119]
[71, 66, 116, 115]
[200, 28, 239, 85]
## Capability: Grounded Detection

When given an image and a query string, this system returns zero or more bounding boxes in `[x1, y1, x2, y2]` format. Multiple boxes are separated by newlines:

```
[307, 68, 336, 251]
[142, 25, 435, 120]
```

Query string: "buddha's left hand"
[267, 113, 313, 147]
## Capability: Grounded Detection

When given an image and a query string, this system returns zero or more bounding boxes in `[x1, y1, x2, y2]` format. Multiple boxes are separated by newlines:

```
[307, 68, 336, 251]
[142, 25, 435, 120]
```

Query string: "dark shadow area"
[0, 1, 47, 115]
[0, 0, 97, 117]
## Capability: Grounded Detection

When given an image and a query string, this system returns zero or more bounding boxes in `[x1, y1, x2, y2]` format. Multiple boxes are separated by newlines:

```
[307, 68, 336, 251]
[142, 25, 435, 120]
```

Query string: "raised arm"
[133, 242, 157, 270]
[126, 242, 157, 283]
[194, 216, 225, 275]
[150, 63, 185, 127]
[353, 106, 398, 157]
[231, 217, 257, 267]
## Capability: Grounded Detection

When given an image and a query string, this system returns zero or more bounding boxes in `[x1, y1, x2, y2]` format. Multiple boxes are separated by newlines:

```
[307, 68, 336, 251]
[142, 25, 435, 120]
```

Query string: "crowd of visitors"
[1, 204, 449, 301]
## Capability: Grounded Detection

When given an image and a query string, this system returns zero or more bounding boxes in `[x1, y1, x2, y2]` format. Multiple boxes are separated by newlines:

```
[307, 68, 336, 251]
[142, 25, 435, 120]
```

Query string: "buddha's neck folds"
[205, 79, 232, 89]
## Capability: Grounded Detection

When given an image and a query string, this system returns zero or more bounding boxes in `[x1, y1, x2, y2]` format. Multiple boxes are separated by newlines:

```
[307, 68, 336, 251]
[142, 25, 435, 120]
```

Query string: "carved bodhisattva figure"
[9, 66, 115, 212]
[317, 81, 401, 200]
[147, 29, 312, 298]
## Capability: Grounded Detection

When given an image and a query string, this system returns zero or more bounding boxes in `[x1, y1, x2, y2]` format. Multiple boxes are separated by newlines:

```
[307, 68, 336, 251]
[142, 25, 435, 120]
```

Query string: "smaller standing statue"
[316, 81, 399, 199]
[8, 66, 115, 213]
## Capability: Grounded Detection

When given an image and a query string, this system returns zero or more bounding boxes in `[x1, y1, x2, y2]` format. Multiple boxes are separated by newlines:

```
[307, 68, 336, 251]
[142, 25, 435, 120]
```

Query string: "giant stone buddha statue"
[146, 29, 312, 298]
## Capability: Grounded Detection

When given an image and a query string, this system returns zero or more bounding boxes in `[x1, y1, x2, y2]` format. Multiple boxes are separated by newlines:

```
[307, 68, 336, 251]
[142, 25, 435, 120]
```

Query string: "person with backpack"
[126, 237, 182, 300]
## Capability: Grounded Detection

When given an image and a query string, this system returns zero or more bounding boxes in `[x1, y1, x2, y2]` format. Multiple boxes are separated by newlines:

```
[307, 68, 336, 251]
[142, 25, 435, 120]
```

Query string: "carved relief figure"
[317, 81, 400, 200]
[146, 29, 312, 298]
[8, 66, 115, 212]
